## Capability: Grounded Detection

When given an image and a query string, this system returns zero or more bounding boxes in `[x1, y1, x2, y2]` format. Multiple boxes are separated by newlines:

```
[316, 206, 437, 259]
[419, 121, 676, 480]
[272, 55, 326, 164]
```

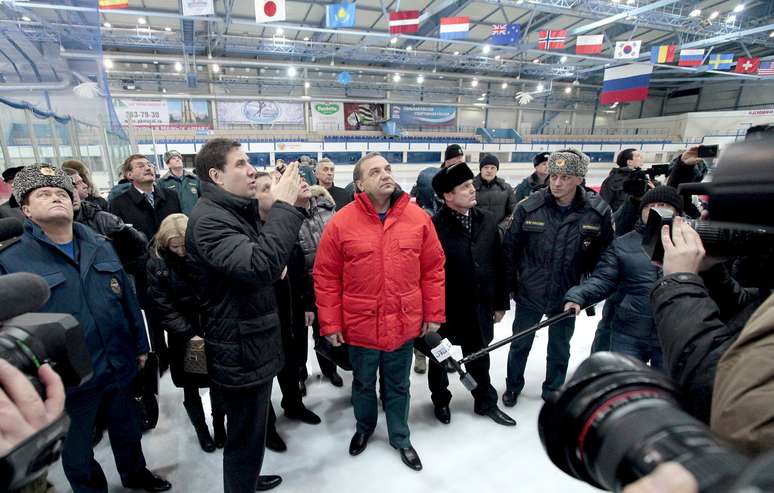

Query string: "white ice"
[48, 302, 603, 493]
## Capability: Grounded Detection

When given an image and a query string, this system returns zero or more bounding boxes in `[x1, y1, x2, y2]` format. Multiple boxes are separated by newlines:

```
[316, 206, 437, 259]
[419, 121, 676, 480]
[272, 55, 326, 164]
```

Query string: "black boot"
[213, 417, 226, 449]
[184, 399, 216, 453]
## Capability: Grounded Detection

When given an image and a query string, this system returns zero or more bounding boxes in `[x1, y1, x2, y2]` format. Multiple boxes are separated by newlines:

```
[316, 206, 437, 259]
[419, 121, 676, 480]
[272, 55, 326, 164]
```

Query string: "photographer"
[601, 149, 646, 212]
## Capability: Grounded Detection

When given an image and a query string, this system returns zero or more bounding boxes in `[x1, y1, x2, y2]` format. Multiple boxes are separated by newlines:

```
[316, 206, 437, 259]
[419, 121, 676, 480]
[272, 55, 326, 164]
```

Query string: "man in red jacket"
[314, 152, 445, 471]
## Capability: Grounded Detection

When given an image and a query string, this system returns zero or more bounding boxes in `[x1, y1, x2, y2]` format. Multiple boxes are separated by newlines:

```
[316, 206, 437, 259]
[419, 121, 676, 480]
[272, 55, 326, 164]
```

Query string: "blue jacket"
[564, 226, 661, 342]
[0, 220, 149, 395]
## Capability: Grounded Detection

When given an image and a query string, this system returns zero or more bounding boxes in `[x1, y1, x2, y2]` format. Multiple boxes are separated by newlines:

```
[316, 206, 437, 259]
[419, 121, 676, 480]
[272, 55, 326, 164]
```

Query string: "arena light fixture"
[103, 59, 114, 69]
[304, 81, 311, 88]
[536, 83, 544, 92]
[770, 31, 774, 37]
[137, 17, 147, 25]
[560, 55, 568, 63]
[689, 9, 701, 17]
[103, 22, 111, 28]
[533, 58, 540, 64]
[417, 75, 424, 84]
[174, 61, 183, 72]
[393, 73, 401, 82]
[482, 45, 491, 54]
[161, 87, 167, 94]
[726, 14, 736, 23]
[287, 66, 297, 77]
[21, 16, 31, 22]
[626, 0, 635, 4]
[276, 27, 284, 35]
[164, 26, 172, 32]
[709, 10, 719, 19]
[390, 37, 398, 44]
[406, 45, 413, 52]
[564, 86, 572, 94]
[733, 4, 744, 13]
[453, 50, 460, 56]
[471, 79, 479, 87]
[211, 64, 220, 73]
[494, 55, 501, 61]
[303, 36, 310, 41]
[501, 82, 508, 89]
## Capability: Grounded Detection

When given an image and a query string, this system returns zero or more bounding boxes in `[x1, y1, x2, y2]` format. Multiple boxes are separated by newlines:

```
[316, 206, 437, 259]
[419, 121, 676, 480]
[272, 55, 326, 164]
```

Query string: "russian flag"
[439, 16, 469, 40]
[679, 48, 705, 67]
[600, 63, 653, 105]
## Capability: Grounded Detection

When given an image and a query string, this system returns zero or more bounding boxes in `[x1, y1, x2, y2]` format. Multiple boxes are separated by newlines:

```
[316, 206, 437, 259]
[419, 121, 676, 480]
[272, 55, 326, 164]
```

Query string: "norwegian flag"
[538, 30, 566, 50]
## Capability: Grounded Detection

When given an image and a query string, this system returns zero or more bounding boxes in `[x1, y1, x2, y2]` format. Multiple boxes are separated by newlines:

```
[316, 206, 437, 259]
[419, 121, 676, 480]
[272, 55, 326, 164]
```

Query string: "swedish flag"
[707, 53, 734, 70]
[326, 3, 356, 28]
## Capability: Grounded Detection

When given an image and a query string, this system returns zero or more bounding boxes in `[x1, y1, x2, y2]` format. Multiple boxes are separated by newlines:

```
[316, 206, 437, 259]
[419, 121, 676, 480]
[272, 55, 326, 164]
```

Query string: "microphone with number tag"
[423, 331, 477, 391]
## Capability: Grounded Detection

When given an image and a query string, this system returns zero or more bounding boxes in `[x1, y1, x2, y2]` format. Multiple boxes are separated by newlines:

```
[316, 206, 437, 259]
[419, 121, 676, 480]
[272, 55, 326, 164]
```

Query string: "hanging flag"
[439, 17, 470, 40]
[490, 23, 521, 45]
[182, 0, 214, 16]
[650, 45, 676, 64]
[678, 48, 705, 67]
[538, 30, 566, 50]
[759, 60, 774, 76]
[575, 35, 603, 54]
[99, 0, 128, 9]
[735, 56, 760, 74]
[326, 3, 356, 28]
[389, 10, 420, 34]
[614, 40, 641, 59]
[600, 63, 653, 105]
[706, 53, 734, 70]
[255, 0, 286, 22]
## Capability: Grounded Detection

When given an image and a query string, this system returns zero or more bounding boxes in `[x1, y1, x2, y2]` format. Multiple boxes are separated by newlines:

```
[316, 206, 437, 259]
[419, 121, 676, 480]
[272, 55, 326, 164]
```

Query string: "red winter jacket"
[313, 191, 446, 351]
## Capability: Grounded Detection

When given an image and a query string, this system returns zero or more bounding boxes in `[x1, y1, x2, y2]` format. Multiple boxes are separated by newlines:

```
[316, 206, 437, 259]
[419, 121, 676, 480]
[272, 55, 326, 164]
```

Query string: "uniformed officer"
[502, 149, 613, 406]
[0, 165, 171, 493]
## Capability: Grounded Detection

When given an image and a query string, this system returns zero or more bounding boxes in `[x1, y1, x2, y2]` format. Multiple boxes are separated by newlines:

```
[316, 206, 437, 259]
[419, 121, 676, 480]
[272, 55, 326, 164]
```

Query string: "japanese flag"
[255, 0, 285, 23]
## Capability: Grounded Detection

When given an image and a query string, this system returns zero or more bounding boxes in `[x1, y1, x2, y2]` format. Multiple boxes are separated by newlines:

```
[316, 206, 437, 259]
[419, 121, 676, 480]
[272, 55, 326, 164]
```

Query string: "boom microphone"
[0, 273, 51, 321]
[0, 217, 23, 242]
[423, 331, 477, 391]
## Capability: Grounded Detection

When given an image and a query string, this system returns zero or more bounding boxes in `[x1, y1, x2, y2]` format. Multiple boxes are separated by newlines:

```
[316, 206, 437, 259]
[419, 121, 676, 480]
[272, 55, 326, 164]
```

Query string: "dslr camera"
[0, 272, 93, 491]
[642, 139, 774, 263]
[622, 164, 670, 198]
[539, 352, 772, 492]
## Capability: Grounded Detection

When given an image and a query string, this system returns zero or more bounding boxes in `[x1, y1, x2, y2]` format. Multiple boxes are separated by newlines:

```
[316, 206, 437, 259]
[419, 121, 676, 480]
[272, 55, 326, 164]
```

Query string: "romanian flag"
[650, 45, 675, 64]
[99, 0, 129, 9]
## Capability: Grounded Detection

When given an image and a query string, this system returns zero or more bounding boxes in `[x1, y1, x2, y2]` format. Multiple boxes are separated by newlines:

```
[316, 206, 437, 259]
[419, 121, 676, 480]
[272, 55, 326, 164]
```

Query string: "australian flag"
[490, 23, 520, 45]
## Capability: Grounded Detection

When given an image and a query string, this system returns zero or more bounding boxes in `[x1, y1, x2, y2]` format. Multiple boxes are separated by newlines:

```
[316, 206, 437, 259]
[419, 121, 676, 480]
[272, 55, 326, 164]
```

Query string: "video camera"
[641, 138, 774, 263]
[0, 272, 93, 491]
[622, 164, 670, 198]
[539, 352, 773, 492]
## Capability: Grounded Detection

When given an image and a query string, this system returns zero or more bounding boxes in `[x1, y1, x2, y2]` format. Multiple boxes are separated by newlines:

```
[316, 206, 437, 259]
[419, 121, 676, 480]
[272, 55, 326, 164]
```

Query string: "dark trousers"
[183, 385, 226, 425]
[62, 384, 146, 493]
[506, 305, 576, 398]
[590, 301, 616, 353]
[278, 309, 305, 413]
[221, 381, 273, 493]
[414, 334, 498, 414]
[312, 317, 337, 378]
[349, 341, 413, 449]
[610, 332, 664, 370]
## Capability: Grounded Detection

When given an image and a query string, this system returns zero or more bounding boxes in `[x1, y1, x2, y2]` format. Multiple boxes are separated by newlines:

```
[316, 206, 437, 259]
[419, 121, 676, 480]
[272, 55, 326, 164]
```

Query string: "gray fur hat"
[12, 164, 75, 204]
[547, 149, 590, 178]
[164, 150, 182, 163]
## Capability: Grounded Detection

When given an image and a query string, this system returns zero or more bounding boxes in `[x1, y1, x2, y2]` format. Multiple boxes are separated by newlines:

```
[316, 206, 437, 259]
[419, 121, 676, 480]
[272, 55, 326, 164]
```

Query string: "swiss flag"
[255, 0, 286, 23]
[735, 56, 760, 74]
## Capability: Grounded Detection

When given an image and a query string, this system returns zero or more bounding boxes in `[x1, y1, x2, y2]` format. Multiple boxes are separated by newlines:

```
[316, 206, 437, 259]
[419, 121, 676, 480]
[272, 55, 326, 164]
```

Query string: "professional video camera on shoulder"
[0, 272, 93, 491]
[642, 138, 774, 263]
[622, 164, 670, 198]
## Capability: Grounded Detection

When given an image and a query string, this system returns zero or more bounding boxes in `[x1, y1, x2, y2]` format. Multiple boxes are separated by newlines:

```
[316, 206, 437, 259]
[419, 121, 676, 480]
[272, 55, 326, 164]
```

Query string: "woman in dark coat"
[146, 213, 225, 452]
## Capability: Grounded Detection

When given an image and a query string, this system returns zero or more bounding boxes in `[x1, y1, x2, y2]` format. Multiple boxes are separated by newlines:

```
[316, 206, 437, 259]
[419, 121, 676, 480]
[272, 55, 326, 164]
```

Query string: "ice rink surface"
[49, 302, 603, 493]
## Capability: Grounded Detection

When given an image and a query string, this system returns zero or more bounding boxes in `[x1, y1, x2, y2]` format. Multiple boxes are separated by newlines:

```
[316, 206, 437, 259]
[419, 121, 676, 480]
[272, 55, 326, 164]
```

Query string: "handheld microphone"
[0, 273, 51, 321]
[423, 332, 477, 391]
[0, 217, 23, 242]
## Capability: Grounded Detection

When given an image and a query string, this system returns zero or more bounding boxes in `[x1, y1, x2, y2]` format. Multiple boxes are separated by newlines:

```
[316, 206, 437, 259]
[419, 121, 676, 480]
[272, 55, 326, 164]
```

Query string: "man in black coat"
[185, 139, 303, 493]
[473, 154, 515, 229]
[600, 148, 644, 212]
[418, 163, 515, 427]
[503, 149, 613, 406]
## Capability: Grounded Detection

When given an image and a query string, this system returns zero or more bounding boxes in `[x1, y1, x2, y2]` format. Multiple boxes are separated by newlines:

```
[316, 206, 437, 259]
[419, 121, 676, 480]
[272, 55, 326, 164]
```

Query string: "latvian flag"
[99, 0, 129, 8]
[538, 30, 566, 50]
[600, 63, 653, 105]
[678, 48, 705, 67]
[575, 35, 603, 55]
[439, 17, 469, 40]
[389, 10, 420, 34]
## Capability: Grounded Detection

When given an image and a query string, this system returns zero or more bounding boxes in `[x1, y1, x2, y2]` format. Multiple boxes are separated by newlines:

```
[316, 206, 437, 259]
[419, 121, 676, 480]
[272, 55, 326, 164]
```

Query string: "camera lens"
[539, 352, 747, 492]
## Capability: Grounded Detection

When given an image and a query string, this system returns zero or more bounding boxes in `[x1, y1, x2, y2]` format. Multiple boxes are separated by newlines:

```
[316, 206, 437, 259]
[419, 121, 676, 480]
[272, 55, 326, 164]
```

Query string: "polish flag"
[575, 34, 603, 55]
[389, 11, 420, 34]
[255, 0, 286, 23]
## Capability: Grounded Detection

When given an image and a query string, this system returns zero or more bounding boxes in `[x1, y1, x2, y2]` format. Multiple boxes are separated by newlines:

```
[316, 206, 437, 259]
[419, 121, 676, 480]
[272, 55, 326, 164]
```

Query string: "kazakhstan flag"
[326, 3, 356, 28]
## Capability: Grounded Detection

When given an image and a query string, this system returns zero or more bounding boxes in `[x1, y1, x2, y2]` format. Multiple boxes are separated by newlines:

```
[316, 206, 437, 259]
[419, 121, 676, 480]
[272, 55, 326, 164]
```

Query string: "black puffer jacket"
[650, 264, 763, 423]
[599, 167, 633, 212]
[433, 206, 509, 346]
[146, 251, 209, 388]
[298, 186, 336, 276]
[185, 182, 305, 389]
[75, 200, 148, 281]
[504, 187, 613, 314]
[473, 175, 515, 226]
[564, 225, 660, 342]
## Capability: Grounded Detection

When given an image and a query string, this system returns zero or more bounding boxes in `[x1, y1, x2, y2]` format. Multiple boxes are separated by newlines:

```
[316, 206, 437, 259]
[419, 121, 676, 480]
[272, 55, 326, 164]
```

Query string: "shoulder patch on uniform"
[581, 224, 600, 231]
[525, 220, 545, 227]
[0, 236, 21, 253]
[520, 191, 545, 213]
[587, 192, 611, 216]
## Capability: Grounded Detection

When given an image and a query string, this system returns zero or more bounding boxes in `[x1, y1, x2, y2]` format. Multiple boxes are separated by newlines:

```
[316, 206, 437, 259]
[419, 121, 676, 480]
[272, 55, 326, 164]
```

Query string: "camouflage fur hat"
[12, 164, 75, 204]
[547, 149, 590, 178]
